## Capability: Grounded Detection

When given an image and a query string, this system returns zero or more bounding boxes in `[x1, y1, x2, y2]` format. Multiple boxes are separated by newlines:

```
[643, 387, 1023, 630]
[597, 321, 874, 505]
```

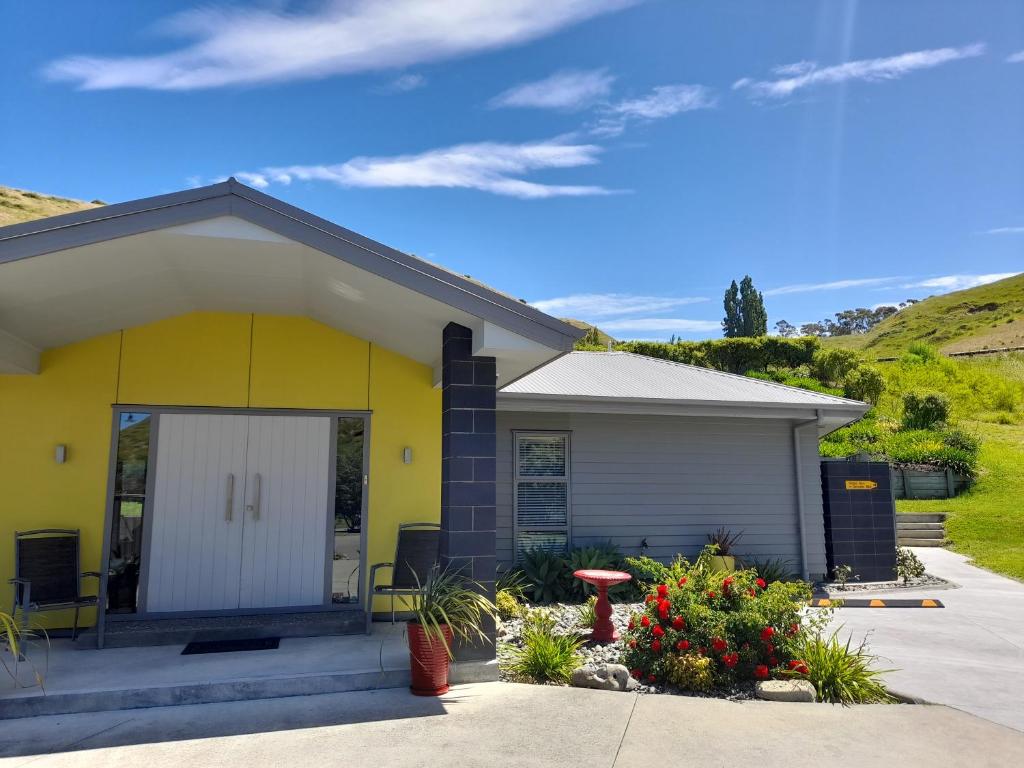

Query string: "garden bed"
[816, 572, 952, 596]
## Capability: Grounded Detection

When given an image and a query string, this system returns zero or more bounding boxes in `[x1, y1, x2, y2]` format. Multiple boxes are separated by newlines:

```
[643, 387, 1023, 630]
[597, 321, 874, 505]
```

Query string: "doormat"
[181, 637, 281, 655]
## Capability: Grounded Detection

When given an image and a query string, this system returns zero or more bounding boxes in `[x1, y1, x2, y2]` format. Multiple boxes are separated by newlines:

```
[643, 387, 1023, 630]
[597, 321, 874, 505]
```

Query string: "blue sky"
[2, 0, 1022, 339]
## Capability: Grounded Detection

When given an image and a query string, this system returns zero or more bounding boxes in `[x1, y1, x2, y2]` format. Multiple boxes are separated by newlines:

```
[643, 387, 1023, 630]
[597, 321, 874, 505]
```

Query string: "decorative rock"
[571, 663, 637, 692]
[755, 680, 817, 703]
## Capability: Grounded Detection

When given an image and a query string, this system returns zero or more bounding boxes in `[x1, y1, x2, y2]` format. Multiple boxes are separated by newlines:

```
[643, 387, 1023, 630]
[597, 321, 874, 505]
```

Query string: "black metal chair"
[10, 529, 99, 640]
[366, 522, 440, 634]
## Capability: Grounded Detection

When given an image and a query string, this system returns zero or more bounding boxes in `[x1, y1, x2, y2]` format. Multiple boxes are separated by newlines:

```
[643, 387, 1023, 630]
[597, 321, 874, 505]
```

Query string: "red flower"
[657, 599, 671, 619]
[677, 639, 690, 651]
[711, 637, 727, 653]
[645, 594, 655, 604]
[672, 616, 685, 630]
[651, 639, 662, 652]
[652, 625, 665, 638]
[787, 623, 799, 636]
[657, 584, 669, 598]
[647, 674, 656, 682]
[628, 639, 637, 649]
[678, 577, 688, 587]
[756, 578, 767, 589]
[764, 642, 774, 656]
[631, 669, 642, 679]
[707, 591, 716, 599]
[627, 619, 635, 630]
[697, 647, 707, 656]
[641, 615, 651, 627]
[768, 656, 779, 667]
[722, 576, 734, 590]
[760, 626, 775, 641]
[722, 652, 739, 669]
[754, 665, 770, 679]
[747, 588, 756, 597]
[788, 659, 809, 675]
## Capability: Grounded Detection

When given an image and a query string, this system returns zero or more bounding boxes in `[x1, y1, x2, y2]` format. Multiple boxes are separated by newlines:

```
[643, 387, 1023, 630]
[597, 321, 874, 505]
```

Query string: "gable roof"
[0, 178, 583, 353]
[499, 352, 869, 426]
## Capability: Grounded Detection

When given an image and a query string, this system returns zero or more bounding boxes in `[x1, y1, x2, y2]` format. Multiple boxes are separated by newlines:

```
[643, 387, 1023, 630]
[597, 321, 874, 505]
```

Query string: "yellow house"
[0, 179, 581, 654]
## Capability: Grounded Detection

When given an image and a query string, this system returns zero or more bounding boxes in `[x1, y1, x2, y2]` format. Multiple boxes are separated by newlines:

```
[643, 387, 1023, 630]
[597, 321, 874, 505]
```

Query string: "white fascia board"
[470, 320, 550, 357]
[0, 329, 40, 374]
[497, 393, 868, 423]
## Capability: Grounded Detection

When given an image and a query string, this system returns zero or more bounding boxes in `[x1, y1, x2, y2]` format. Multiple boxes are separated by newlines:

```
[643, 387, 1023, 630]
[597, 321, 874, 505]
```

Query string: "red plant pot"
[407, 621, 453, 696]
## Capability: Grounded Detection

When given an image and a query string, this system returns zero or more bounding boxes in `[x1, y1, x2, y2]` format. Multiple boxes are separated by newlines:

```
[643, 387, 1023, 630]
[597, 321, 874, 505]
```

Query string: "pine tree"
[739, 275, 767, 337]
[722, 280, 742, 337]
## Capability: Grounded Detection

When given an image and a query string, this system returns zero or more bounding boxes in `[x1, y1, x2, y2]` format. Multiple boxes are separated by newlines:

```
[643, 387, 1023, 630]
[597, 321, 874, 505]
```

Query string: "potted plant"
[407, 565, 496, 696]
[706, 528, 743, 573]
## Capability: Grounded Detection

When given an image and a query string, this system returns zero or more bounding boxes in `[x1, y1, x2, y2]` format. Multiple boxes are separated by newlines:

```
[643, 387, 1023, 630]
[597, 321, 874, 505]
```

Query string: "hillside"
[824, 273, 1024, 359]
[564, 319, 617, 347]
[0, 185, 102, 227]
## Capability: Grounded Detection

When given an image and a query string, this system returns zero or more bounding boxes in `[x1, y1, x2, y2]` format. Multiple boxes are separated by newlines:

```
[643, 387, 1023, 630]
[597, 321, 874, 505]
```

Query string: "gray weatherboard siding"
[496, 412, 827, 578]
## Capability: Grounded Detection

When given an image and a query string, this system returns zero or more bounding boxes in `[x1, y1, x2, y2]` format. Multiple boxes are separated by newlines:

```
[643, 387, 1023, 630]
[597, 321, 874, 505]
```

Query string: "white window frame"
[512, 431, 571, 561]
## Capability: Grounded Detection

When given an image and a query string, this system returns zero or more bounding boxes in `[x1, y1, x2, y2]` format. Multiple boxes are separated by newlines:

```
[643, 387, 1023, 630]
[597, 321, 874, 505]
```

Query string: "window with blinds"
[514, 432, 570, 560]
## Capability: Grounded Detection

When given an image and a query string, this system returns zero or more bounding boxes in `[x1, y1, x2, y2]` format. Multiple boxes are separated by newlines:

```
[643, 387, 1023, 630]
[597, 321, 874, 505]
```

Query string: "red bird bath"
[573, 569, 632, 642]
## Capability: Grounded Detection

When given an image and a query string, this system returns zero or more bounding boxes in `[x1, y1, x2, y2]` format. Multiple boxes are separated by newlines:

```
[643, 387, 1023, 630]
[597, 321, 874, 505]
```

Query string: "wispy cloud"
[44, 0, 640, 90]
[764, 277, 900, 296]
[386, 73, 426, 92]
[490, 68, 615, 111]
[983, 226, 1024, 234]
[1007, 51, 1024, 64]
[902, 273, 1019, 292]
[531, 293, 708, 318]
[733, 43, 985, 99]
[599, 317, 721, 333]
[234, 137, 618, 199]
[590, 83, 716, 137]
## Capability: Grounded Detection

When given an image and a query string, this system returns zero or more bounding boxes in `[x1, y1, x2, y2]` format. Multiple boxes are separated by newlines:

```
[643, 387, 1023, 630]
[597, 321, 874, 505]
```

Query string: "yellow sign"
[845, 480, 878, 490]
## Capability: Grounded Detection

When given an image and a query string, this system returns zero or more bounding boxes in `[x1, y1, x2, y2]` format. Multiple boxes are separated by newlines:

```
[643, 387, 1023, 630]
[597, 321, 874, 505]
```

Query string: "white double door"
[146, 413, 332, 613]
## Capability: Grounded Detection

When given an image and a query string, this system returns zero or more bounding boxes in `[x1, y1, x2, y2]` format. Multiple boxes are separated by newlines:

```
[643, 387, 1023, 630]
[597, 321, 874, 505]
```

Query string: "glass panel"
[516, 531, 568, 559]
[516, 482, 567, 526]
[107, 411, 151, 614]
[517, 435, 566, 477]
[332, 417, 364, 604]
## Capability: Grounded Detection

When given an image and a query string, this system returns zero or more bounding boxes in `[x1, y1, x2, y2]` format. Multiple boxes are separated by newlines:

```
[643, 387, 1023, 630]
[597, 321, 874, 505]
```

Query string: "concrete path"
[1, 682, 1023, 767]
[829, 547, 1024, 732]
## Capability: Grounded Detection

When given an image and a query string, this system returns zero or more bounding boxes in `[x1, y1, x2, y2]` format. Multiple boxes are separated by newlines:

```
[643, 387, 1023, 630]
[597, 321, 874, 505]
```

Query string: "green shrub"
[663, 652, 714, 691]
[941, 427, 981, 454]
[787, 629, 895, 704]
[812, 348, 863, 387]
[502, 609, 585, 684]
[895, 548, 926, 583]
[623, 555, 671, 589]
[622, 546, 813, 687]
[578, 595, 597, 628]
[567, 543, 623, 600]
[519, 549, 571, 603]
[744, 557, 796, 584]
[621, 337, 819, 375]
[902, 391, 950, 429]
[903, 342, 939, 364]
[496, 589, 524, 620]
[843, 365, 885, 404]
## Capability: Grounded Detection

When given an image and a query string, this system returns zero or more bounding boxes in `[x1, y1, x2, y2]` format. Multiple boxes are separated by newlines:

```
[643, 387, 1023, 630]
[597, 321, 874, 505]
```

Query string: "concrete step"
[80, 610, 367, 649]
[897, 513, 948, 523]
[898, 537, 948, 547]
[897, 528, 944, 540]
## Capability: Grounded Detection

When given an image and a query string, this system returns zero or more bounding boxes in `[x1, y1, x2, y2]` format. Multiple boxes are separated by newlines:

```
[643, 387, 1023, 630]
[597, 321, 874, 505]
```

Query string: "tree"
[722, 280, 742, 337]
[800, 322, 828, 337]
[774, 320, 797, 338]
[739, 276, 768, 337]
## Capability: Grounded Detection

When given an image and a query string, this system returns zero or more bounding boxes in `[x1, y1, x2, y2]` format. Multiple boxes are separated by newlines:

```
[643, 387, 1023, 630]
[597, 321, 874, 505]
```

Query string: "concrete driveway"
[830, 547, 1024, 732]
[1, 682, 1023, 767]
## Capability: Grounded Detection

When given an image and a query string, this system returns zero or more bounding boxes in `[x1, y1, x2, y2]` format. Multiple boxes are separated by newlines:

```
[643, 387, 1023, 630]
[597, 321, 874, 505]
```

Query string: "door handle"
[225, 473, 235, 521]
[251, 472, 261, 521]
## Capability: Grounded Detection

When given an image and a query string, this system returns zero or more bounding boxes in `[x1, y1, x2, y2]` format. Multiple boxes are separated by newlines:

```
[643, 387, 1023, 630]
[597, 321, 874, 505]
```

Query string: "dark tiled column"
[440, 322, 496, 661]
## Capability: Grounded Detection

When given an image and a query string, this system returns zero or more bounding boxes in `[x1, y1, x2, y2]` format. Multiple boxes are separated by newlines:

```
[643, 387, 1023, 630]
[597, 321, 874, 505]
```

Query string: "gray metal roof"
[501, 351, 868, 410]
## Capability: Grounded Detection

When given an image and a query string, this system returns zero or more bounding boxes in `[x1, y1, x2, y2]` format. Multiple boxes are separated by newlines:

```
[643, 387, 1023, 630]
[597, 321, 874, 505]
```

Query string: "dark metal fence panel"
[820, 460, 897, 583]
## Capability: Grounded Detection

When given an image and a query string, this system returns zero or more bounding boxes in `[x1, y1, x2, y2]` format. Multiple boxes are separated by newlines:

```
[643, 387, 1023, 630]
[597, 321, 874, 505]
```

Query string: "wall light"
[55, 444, 67, 464]
[402, 447, 413, 464]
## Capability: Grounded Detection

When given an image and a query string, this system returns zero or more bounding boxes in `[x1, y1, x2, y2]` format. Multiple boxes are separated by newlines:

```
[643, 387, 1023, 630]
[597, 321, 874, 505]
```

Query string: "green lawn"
[897, 421, 1024, 580]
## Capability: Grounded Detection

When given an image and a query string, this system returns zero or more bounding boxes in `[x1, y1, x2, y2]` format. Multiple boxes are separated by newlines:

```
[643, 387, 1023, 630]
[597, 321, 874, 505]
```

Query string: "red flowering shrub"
[623, 546, 812, 690]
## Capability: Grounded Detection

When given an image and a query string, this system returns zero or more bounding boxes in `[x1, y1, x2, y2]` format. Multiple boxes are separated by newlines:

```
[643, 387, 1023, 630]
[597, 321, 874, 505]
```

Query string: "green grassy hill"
[564, 319, 617, 347]
[825, 273, 1024, 359]
[0, 185, 101, 226]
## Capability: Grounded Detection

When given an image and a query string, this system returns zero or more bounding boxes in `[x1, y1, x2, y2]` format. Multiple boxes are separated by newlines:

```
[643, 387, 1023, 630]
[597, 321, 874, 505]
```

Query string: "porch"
[0, 625, 494, 719]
